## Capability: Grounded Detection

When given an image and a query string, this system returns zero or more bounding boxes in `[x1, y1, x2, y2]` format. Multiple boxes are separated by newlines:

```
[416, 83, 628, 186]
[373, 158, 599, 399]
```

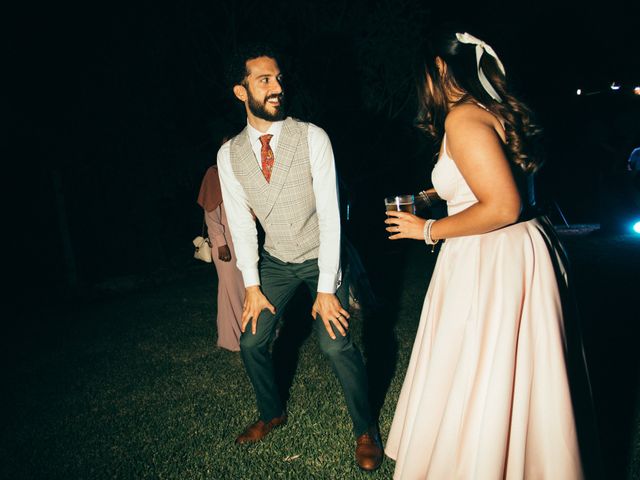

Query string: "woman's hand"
[385, 211, 427, 241]
[218, 245, 232, 262]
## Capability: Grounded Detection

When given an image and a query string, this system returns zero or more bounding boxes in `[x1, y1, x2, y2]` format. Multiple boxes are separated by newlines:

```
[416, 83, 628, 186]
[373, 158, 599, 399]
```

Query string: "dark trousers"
[239, 252, 372, 436]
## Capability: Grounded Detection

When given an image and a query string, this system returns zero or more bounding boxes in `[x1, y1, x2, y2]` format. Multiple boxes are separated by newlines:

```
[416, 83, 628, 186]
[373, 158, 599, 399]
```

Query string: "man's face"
[235, 56, 285, 122]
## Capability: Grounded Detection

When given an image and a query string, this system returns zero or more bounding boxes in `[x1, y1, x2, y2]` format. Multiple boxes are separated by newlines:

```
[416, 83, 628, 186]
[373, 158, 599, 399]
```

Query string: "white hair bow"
[456, 32, 505, 102]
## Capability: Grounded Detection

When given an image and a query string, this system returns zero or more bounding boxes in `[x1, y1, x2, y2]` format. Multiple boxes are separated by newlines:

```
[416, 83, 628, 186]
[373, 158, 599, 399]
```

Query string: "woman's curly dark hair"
[415, 26, 544, 173]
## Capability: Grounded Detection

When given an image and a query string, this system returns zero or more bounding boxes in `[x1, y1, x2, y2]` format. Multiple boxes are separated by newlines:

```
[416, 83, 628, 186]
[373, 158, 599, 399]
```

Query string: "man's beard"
[247, 90, 286, 121]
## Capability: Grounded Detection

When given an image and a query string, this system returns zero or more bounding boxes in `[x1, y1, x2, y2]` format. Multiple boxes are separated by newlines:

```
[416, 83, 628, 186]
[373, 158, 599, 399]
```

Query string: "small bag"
[193, 217, 212, 263]
[193, 235, 212, 263]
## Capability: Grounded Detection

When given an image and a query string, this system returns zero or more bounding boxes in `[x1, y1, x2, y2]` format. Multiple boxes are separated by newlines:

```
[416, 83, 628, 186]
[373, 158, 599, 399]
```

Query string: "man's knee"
[239, 332, 255, 350]
[239, 329, 271, 353]
[319, 334, 353, 359]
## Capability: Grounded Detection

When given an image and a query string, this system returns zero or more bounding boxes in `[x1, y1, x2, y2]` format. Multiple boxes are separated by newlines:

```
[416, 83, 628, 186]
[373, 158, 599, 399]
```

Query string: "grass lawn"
[1, 243, 432, 479]
[2, 230, 638, 479]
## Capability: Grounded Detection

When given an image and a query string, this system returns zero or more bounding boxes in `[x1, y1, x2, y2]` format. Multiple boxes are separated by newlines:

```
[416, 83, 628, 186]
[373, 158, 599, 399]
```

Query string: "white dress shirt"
[217, 119, 342, 294]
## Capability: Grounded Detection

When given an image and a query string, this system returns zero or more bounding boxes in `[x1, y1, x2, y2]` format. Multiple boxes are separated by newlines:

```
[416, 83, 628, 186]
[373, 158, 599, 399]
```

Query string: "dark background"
[4, 2, 639, 478]
[8, 0, 639, 300]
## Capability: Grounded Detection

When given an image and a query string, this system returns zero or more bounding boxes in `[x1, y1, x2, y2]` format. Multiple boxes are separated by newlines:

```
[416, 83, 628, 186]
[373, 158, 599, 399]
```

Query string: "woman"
[384, 28, 594, 478]
[197, 163, 245, 351]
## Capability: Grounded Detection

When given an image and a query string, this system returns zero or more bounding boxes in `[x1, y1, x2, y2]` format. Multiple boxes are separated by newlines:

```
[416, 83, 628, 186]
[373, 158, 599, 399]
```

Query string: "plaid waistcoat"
[229, 117, 320, 263]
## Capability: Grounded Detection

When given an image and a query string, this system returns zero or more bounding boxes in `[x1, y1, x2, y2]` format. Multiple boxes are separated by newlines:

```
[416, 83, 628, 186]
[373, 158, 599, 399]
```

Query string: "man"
[217, 43, 382, 471]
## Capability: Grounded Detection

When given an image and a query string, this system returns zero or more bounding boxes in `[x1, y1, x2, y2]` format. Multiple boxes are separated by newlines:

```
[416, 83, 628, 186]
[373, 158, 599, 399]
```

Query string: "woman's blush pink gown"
[385, 134, 585, 479]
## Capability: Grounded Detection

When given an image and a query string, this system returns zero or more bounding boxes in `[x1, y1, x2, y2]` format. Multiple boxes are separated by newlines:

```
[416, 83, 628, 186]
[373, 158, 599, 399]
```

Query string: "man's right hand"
[242, 286, 276, 335]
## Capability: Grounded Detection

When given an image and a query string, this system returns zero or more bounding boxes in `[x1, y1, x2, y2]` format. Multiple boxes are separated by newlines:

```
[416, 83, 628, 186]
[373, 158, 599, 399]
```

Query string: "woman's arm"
[205, 206, 231, 262]
[415, 188, 442, 209]
[205, 206, 227, 247]
[386, 105, 521, 241]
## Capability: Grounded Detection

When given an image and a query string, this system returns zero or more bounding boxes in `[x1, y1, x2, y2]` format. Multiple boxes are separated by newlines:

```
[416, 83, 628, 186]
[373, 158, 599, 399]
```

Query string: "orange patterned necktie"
[259, 134, 274, 182]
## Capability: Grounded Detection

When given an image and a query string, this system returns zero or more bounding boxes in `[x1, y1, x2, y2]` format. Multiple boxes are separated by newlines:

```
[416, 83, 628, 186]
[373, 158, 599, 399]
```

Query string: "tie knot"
[259, 134, 273, 148]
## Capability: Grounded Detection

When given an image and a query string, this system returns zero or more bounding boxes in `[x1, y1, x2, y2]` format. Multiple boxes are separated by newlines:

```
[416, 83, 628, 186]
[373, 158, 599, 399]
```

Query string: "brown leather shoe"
[235, 415, 287, 445]
[356, 429, 383, 471]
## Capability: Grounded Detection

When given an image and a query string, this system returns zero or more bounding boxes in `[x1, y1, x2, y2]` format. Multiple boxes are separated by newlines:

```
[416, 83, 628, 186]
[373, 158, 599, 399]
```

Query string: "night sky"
[8, 0, 640, 294]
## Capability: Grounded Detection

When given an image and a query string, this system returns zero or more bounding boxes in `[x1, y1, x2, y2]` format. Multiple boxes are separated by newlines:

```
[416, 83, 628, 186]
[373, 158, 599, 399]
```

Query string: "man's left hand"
[312, 292, 350, 340]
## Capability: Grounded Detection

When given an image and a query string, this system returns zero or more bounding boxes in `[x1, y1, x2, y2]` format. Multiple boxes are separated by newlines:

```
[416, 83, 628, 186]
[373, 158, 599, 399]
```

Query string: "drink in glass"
[384, 195, 415, 214]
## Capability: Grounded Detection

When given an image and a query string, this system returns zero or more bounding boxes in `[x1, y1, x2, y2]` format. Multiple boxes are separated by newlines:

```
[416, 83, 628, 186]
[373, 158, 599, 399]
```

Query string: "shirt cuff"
[317, 272, 338, 294]
[241, 268, 261, 288]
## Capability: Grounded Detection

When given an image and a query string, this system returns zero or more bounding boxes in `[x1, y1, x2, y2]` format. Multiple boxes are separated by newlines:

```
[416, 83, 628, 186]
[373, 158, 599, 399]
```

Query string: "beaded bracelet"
[423, 219, 440, 252]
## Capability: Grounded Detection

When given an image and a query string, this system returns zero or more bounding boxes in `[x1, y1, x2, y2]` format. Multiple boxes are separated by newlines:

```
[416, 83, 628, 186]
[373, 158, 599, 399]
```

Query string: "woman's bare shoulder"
[445, 103, 495, 131]
[444, 103, 507, 155]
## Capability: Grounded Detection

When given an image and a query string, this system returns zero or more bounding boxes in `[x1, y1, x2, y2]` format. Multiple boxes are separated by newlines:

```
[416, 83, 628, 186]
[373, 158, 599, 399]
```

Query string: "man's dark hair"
[226, 42, 281, 89]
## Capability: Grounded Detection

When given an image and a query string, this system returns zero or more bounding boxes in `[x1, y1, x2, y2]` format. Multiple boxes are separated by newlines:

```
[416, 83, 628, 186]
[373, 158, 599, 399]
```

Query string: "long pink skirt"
[211, 241, 245, 352]
[385, 218, 584, 479]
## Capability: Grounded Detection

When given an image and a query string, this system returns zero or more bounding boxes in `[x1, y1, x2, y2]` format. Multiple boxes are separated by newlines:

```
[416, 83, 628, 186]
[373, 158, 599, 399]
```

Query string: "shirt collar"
[247, 119, 284, 150]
